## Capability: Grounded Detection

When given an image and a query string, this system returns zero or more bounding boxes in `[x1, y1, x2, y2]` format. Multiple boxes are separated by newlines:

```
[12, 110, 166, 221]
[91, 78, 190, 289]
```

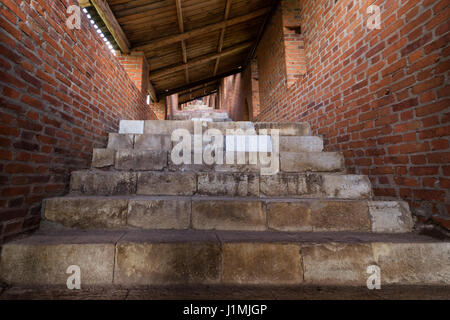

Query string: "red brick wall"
[255, 0, 450, 231]
[282, 0, 306, 86]
[116, 51, 149, 95]
[250, 59, 261, 118]
[150, 101, 167, 120]
[0, 0, 157, 243]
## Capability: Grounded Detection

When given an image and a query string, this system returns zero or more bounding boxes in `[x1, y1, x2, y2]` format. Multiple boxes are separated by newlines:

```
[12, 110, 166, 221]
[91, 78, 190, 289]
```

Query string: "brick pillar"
[116, 51, 149, 96]
[282, 0, 306, 87]
[166, 94, 178, 120]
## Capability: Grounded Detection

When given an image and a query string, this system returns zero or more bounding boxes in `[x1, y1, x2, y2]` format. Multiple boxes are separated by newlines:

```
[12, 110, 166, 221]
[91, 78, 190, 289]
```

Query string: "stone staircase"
[172, 104, 231, 121]
[1, 118, 449, 291]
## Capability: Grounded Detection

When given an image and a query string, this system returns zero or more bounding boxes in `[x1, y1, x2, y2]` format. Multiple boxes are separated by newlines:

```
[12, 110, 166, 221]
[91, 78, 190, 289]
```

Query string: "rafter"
[161, 68, 241, 97]
[133, 7, 271, 52]
[149, 42, 252, 80]
[178, 84, 219, 104]
[87, 0, 131, 54]
[148, 80, 158, 103]
[214, 0, 232, 76]
[175, 0, 189, 84]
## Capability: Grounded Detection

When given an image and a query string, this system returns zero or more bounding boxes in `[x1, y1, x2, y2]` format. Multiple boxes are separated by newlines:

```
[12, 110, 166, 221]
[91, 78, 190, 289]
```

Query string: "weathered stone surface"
[368, 201, 413, 233]
[144, 120, 194, 135]
[280, 136, 324, 152]
[70, 171, 137, 195]
[92, 148, 115, 168]
[268, 200, 371, 232]
[215, 152, 267, 173]
[127, 199, 190, 229]
[0, 237, 117, 286]
[115, 150, 167, 171]
[261, 174, 371, 199]
[168, 152, 216, 172]
[115, 242, 220, 285]
[322, 174, 372, 199]
[207, 121, 255, 134]
[134, 134, 171, 151]
[260, 173, 316, 197]
[137, 172, 197, 195]
[302, 244, 375, 285]
[255, 122, 311, 136]
[44, 197, 127, 229]
[198, 173, 259, 197]
[222, 243, 303, 284]
[280, 152, 345, 172]
[372, 243, 450, 285]
[107, 133, 134, 150]
[192, 200, 266, 231]
[119, 120, 144, 134]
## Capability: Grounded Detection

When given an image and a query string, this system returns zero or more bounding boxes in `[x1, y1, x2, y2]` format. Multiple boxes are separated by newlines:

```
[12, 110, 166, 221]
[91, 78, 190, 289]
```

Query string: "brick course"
[255, 0, 449, 230]
[0, 0, 158, 242]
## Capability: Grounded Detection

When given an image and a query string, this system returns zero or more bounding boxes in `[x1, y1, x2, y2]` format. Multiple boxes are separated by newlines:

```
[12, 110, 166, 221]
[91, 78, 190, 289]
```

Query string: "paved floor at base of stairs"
[1, 284, 449, 300]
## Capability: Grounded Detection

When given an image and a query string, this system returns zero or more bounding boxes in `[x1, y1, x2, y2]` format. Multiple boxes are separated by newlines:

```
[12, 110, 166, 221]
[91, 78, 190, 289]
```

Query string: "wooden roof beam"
[175, 0, 190, 84]
[161, 68, 241, 97]
[214, 0, 232, 76]
[178, 85, 219, 104]
[133, 7, 271, 51]
[86, 0, 131, 54]
[149, 41, 252, 80]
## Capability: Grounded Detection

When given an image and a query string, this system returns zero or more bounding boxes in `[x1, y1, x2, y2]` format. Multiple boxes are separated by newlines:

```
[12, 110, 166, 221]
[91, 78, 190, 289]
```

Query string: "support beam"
[133, 7, 271, 51]
[149, 42, 252, 80]
[161, 68, 241, 97]
[89, 0, 131, 54]
[175, 0, 190, 84]
[214, 0, 232, 76]
[148, 80, 158, 103]
[178, 85, 219, 104]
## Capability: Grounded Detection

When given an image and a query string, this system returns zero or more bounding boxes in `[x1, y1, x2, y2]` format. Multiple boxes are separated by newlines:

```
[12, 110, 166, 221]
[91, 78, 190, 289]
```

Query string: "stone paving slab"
[1, 229, 448, 287]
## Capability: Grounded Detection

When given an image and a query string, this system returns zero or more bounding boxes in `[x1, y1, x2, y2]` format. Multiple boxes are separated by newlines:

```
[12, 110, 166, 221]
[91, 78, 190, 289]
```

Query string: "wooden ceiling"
[80, 0, 277, 103]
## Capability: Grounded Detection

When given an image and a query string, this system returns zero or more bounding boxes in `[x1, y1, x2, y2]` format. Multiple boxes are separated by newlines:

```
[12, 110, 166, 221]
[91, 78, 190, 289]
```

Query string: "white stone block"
[226, 135, 272, 152]
[119, 120, 144, 134]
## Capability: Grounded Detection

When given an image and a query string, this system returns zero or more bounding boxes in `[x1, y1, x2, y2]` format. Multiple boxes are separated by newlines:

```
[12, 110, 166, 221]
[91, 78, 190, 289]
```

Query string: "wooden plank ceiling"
[80, 0, 277, 103]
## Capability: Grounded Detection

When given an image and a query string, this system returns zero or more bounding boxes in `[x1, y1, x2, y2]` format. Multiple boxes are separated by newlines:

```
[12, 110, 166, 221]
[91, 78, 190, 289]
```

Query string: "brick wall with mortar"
[255, 0, 450, 232]
[115, 51, 149, 96]
[0, 0, 158, 243]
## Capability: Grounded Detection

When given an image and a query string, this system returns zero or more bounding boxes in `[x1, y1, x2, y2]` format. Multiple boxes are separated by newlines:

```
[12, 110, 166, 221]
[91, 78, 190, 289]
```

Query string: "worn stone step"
[255, 122, 311, 136]
[70, 171, 372, 199]
[1, 229, 448, 287]
[94, 149, 341, 174]
[107, 134, 324, 153]
[119, 120, 312, 136]
[44, 196, 413, 233]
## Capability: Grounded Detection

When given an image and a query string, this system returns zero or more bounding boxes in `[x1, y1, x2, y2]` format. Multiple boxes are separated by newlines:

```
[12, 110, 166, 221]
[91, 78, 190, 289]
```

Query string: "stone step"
[1, 229, 448, 287]
[118, 120, 311, 136]
[70, 171, 372, 199]
[43, 196, 413, 233]
[107, 134, 324, 153]
[93, 149, 341, 173]
[255, 122, 312, 136]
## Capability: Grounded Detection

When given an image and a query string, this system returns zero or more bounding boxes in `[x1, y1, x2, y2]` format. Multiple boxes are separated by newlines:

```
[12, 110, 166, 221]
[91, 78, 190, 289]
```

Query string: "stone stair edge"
[1, 229, 448, 287]
[2, 228, 446, 245]
[43, 195, 413, 233]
